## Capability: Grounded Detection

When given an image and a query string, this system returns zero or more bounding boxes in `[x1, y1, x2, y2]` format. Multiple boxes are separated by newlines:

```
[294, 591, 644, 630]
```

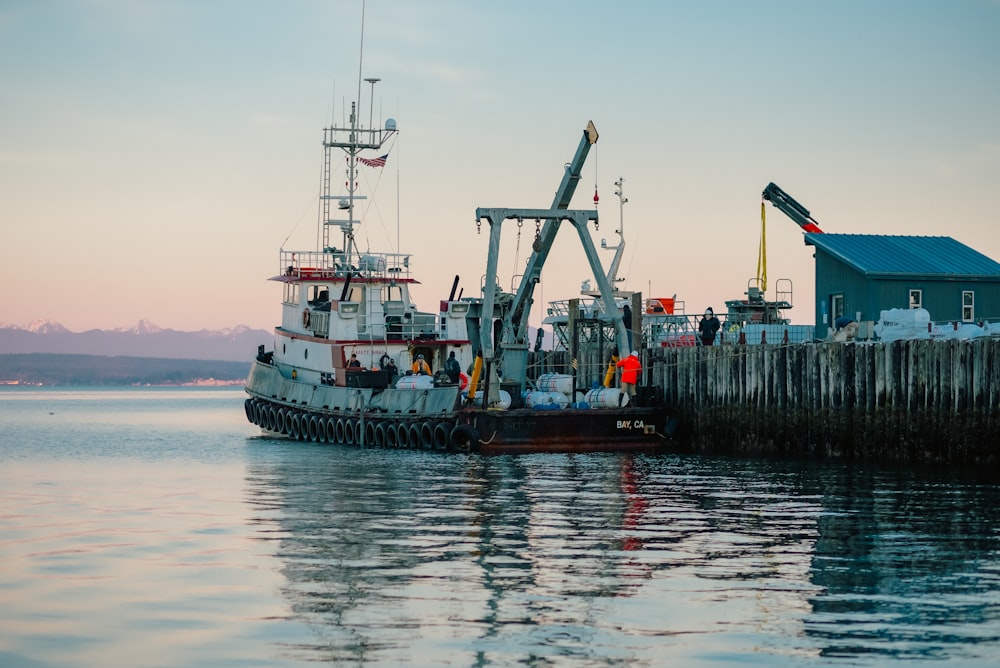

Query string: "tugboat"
[242, 93, 668, 452]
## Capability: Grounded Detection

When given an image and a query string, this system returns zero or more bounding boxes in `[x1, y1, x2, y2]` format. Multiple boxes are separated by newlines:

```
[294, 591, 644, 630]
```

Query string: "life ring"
[449, 424, 479, 451]
[459, 372, 469, 391]
[302, 309, 311, 328]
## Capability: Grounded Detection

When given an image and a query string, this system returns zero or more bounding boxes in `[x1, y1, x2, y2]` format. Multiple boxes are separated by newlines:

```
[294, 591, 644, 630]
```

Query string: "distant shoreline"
[0, 353, 249, 387]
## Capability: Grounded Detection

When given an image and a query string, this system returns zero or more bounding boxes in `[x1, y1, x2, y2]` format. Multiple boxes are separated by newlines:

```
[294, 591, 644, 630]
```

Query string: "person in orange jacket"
[616, 350, 641, 405]
[411, 354, 431, 376]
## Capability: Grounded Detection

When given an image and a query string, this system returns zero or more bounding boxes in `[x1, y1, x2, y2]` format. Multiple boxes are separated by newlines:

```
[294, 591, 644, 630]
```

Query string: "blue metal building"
[804, 234, 1000, 337]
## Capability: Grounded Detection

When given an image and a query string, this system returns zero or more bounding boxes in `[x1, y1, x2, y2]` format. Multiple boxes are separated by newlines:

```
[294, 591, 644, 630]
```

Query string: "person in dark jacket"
[385, 358, 399, 384]
[444, 351, 461, 383]
[698, 307, 721, 346]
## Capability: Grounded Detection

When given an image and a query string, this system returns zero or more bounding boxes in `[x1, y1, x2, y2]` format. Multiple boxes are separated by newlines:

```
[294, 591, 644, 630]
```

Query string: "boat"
[242, 79, 669, 451]
[540, 178, 702, 351]
[540, 175, 812, 350]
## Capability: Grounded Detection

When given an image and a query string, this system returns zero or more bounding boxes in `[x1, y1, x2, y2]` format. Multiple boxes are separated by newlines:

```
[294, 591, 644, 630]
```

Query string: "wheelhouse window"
[308, 285, 330, 306]
[283, 283, 300, 305]
[962, 291, 975, 322]
[908, 289, 922, 309]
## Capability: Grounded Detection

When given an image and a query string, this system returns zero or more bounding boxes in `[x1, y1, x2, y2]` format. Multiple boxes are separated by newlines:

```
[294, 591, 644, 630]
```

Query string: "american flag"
[358, 153, 389, 167]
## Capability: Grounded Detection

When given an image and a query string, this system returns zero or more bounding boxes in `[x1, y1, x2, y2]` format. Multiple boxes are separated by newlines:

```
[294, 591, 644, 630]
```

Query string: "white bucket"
[536, 373, 574, 396]
[524, 390, 569, 409]
[395, 374, 435, 390]
[584, 387, 629, 408]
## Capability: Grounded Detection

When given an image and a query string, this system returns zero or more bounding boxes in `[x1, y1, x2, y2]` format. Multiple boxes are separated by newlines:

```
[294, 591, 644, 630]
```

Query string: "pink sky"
[3, 1, 998, 332]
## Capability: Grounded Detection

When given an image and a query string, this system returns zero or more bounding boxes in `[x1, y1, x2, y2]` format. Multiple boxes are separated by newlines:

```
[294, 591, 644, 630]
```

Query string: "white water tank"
[395, 375, 434, 390]
[524, 391, 569, 409]
[536, 373, 574, 396]
[584, 387, 629, 408]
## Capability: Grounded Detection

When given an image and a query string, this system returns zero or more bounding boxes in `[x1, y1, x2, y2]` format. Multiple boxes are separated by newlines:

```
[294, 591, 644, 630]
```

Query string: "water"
[1, 388, 998, 667]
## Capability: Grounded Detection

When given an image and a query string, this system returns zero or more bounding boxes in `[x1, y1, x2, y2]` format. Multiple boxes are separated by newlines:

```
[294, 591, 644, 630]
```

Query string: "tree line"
[0, 353, 249, 386]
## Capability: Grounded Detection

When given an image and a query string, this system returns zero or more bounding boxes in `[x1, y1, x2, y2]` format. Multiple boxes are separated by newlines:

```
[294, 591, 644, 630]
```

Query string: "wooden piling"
[647, 339, 1000, 465]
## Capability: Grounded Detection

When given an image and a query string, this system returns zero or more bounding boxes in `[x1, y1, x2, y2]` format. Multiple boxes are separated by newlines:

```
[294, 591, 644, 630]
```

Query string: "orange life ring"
[459, 372, 469, 391]
[302, 309, 311, 328]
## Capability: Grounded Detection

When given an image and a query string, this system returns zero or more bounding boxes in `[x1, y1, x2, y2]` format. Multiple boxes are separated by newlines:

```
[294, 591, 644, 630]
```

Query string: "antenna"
[356, 0, 367, 113]
[364, 77, 380, 129]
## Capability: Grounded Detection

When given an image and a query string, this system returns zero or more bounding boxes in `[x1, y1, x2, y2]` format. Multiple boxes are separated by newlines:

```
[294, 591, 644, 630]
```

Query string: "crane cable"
[757, 201, 768, 293]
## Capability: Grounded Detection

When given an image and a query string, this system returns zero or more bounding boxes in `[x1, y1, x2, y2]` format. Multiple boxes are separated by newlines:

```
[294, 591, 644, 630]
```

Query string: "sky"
[2, 0, 998, 333]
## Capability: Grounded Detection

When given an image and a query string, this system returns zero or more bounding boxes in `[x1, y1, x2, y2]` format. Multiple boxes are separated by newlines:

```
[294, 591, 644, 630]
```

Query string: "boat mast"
[319, 20, 394, 263]
[605, 177, 628, 290]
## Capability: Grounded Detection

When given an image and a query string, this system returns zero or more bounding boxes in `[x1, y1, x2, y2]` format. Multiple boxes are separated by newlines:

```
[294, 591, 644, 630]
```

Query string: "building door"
[830, 294, 844, 322]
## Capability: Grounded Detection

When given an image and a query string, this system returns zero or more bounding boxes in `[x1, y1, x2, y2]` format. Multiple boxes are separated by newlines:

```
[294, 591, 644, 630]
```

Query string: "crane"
[473, 121, 629, 402]
[761, 182, 824, 234]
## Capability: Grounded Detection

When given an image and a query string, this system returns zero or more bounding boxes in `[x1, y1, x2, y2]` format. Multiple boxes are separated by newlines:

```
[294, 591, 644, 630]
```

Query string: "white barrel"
[536, 373, 574, 396]
[395, 374, 435, 390]
[463, 389, 511, 409]
[585, 387, 629, 408]
[524, 390, 569, 409]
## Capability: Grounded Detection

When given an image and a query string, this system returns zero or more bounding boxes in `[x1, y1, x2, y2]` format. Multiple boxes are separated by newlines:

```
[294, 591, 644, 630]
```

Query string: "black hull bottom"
[244, 396, 669, 454]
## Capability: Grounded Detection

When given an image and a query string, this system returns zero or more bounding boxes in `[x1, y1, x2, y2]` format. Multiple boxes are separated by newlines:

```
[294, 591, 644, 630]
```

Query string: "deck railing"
[279, 250, 412, 280]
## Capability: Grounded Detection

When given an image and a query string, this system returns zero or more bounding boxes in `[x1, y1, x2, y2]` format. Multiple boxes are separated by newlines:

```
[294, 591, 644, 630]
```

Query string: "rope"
[520, 337, 831, 376]
[757, 201, 768, 293]
[356, 133, 399, 252]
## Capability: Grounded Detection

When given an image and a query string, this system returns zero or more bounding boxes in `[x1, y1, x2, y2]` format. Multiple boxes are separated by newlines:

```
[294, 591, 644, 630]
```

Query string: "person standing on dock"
[699, 307, 721, 346]
[616, 350, 641, 406]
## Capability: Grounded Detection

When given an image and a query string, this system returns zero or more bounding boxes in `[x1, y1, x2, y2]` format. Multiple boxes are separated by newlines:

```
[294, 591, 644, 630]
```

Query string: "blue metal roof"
[804, 234, 1000, 278]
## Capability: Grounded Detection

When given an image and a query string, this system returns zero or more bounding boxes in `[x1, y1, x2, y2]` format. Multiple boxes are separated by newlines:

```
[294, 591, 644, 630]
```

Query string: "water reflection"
[244, 443, 1000, 665]
[806, 466, 1000, 661]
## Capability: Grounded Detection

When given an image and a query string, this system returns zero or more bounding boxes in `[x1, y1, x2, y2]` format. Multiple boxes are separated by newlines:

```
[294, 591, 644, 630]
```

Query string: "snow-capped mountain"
[0, 320, 273, 362]
[111, 319, 164, 335]
[0, 319, 74, 335]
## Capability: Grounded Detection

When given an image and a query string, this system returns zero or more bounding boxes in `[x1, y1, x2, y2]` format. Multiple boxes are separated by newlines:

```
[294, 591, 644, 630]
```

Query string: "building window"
[962, 291, 975, 322]
[908, 289, 922, 309]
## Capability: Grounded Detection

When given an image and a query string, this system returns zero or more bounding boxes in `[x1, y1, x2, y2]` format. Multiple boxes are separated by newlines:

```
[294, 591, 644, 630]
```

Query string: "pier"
[529, 338, 1000, 465]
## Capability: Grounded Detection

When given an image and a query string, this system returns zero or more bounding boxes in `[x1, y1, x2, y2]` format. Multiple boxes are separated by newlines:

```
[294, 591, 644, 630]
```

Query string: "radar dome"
[385, 118, 397, 131]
